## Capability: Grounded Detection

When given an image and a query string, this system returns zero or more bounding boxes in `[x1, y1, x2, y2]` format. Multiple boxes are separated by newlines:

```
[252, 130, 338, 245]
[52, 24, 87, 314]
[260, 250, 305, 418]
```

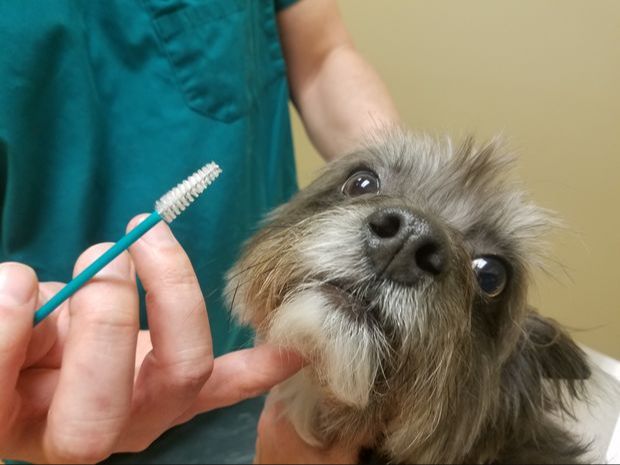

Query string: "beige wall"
[291, 1, 620, 358]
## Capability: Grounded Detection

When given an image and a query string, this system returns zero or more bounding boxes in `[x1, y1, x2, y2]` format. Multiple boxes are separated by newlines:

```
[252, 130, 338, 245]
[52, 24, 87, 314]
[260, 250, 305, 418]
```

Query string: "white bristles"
[155, 162, 222, 223]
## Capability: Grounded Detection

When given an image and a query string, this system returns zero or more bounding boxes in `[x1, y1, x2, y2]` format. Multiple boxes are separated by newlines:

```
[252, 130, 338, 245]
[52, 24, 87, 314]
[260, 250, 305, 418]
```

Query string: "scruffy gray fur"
[226, 129, 592, 464]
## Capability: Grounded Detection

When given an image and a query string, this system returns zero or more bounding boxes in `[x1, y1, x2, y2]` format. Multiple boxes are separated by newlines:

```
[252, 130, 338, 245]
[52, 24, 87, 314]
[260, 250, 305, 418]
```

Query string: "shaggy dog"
[226, 130, 591, 464]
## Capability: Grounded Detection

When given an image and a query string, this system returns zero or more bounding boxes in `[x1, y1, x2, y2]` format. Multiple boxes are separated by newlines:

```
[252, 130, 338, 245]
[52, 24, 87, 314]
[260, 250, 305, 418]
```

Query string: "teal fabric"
[0, 0, 298, 357]
[1, 1, 298, 461]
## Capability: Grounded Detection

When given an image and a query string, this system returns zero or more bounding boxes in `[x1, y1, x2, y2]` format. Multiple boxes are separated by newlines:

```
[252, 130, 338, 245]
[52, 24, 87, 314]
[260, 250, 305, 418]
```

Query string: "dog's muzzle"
[365, 207, 449, 285]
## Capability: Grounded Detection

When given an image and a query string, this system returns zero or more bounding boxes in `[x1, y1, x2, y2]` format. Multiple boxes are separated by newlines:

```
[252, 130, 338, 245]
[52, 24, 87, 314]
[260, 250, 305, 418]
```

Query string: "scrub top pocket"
[144, 0, 286, 123]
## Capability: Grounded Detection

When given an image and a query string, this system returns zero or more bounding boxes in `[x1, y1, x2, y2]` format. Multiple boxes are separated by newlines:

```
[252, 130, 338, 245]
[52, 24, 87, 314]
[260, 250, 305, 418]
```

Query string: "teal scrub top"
[0, 0, 299, 358]
[1, 1, 298, 462]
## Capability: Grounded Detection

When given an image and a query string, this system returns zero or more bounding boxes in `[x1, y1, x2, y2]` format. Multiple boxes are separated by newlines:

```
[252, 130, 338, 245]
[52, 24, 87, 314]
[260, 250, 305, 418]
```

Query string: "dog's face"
[227, 131, 589, 463]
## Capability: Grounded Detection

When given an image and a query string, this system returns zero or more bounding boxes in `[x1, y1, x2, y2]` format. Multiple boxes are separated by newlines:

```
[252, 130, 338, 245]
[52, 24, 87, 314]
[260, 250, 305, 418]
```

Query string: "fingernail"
[0, 263, 36, 305]
[98, 252, 133, 279]
[143, 221, 176, 246]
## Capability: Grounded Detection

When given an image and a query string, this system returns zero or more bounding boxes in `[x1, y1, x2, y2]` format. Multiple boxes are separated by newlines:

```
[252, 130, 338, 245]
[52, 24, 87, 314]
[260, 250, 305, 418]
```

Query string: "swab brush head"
[156, 162, 222, 223]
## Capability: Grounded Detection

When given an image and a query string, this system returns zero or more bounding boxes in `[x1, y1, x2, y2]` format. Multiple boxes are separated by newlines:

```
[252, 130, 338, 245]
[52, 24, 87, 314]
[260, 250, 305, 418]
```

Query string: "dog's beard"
[268, 289, 386, 407]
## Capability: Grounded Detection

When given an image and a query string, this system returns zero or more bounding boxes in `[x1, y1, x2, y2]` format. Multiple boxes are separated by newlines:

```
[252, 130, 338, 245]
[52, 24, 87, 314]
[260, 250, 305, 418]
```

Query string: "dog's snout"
[366, 208, 447, 284]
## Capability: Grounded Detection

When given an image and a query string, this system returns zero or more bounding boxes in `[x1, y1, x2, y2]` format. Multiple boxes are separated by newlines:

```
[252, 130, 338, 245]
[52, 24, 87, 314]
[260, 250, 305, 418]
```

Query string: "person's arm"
[278, 0, 400, 161]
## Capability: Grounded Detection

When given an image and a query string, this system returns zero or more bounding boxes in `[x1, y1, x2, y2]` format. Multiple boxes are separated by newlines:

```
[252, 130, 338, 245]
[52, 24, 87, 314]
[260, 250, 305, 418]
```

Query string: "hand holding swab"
[33, 162, 222, 326]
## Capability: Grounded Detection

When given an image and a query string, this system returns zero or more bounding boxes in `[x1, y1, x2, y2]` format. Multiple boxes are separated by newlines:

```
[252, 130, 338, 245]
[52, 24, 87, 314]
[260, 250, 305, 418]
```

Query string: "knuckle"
[69, 295, 139, 332]
[163, 356, 214, 393]
[45, 408, 129, 463]
[235, 379, 263, 402]
[144, 291, 206, 320]
[155, 261, 198, 289]
[234, 363, 278, 402]
[47, 433, 115, 464]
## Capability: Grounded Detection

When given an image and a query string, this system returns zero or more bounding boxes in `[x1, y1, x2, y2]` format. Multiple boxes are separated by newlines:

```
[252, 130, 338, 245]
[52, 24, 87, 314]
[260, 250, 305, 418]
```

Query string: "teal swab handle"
[33, 211, 162, 326]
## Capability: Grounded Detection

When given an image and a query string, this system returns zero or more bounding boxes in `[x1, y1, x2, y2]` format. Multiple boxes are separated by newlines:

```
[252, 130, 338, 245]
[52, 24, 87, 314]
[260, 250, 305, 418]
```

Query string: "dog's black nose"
[366, 208, 447, 284]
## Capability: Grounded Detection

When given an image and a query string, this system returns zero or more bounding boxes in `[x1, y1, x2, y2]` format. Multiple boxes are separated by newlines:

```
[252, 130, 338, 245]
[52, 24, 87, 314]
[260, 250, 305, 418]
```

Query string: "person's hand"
[0, 215, 303, 464]
[255, 397, 359, 464]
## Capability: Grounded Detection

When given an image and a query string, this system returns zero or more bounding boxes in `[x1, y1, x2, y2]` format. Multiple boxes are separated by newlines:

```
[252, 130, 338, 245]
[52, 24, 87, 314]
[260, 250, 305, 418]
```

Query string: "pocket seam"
[143, 0, 285, 123]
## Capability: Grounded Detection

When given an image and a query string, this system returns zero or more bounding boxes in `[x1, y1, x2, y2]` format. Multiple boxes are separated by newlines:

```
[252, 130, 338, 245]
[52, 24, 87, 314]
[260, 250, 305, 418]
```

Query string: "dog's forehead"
[335, 135, 514, 223]
[364, 137, 504, 198]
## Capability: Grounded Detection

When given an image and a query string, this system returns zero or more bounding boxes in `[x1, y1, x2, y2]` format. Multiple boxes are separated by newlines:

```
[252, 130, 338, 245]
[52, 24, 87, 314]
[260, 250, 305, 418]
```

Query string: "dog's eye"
[342, 171, 380, 197]
[472, 256, 507, 297]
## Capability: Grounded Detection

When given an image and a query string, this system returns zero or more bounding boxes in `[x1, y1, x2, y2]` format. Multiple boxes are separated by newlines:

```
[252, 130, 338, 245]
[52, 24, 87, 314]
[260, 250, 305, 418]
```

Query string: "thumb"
[174, 345, 305, 423]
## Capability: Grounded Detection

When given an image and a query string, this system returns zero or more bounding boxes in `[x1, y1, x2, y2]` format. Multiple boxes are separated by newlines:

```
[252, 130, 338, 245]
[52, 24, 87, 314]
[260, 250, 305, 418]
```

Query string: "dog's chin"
[266, 287, 386, 408]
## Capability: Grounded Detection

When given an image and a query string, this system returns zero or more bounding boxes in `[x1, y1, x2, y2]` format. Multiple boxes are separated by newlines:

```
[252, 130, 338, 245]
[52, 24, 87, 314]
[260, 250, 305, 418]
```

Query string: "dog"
[226, 129, 592, 464]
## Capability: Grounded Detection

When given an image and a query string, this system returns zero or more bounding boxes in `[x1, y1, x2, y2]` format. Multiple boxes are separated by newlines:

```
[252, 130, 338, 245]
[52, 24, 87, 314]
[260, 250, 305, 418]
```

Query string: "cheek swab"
[33, 162, 222, 326]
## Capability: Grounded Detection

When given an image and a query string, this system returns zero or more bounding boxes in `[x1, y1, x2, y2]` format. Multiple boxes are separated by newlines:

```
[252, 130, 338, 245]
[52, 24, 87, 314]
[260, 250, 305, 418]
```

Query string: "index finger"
[173, 345, 305, 425]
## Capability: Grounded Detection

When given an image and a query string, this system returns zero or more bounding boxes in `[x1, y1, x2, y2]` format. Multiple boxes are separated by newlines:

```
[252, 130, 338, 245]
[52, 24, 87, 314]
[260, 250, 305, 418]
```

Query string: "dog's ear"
[523, 311, 591, 380]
